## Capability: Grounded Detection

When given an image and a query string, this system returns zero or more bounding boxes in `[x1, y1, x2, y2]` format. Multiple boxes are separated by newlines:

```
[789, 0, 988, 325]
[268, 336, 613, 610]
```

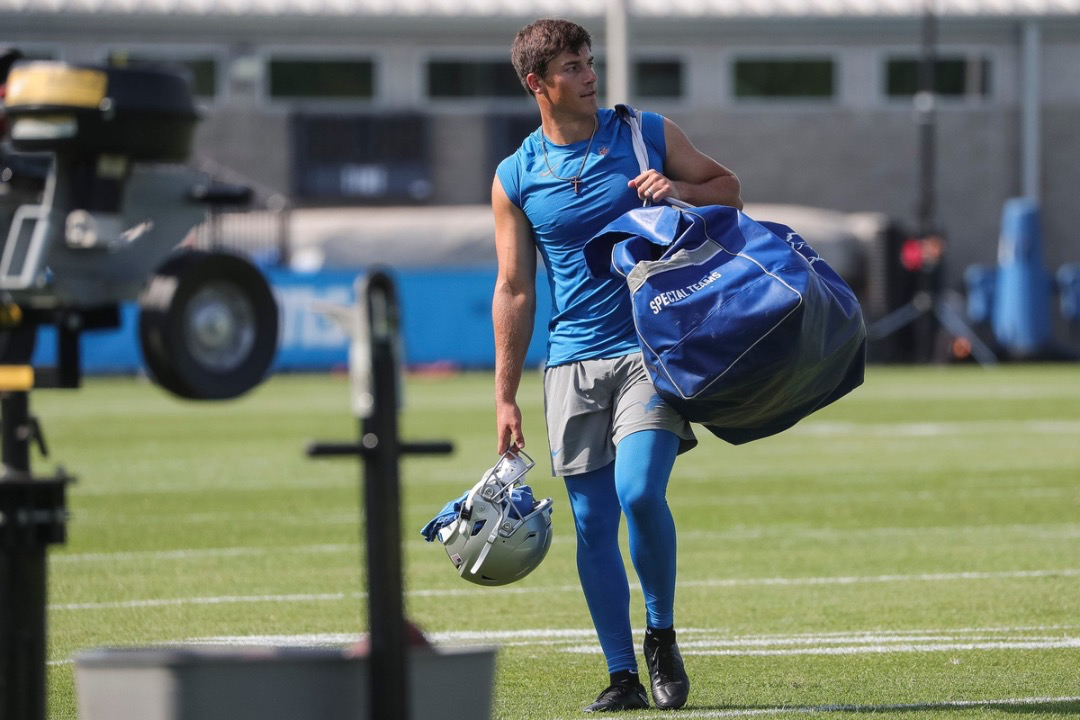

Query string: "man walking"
[491, 18, 743, 712]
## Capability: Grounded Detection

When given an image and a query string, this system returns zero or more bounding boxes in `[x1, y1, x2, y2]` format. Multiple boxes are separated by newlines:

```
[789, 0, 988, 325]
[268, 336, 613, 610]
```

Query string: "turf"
[29, 364, 1080, 718]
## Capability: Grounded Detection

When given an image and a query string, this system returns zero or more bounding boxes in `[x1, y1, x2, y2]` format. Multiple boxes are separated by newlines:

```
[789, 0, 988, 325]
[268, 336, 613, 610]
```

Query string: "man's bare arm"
[629, 117, 743, 209]
[492, 174, 537, 454]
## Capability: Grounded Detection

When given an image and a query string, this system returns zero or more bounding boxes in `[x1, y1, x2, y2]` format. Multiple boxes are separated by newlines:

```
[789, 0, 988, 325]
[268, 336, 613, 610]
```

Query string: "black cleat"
[583, 676, 650, 712]
[643, 628, 690, 710]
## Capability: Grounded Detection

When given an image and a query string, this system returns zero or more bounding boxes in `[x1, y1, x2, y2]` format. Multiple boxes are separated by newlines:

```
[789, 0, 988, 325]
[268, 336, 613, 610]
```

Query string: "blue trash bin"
[991, 198, 1052, 357]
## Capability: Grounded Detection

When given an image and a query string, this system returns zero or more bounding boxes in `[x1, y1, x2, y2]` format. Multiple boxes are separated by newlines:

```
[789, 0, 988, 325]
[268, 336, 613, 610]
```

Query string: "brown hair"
[511, 18, 592, 95]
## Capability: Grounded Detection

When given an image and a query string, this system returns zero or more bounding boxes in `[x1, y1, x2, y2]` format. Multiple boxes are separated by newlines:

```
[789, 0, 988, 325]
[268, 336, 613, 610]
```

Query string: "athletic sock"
[645, 624, 676, 646]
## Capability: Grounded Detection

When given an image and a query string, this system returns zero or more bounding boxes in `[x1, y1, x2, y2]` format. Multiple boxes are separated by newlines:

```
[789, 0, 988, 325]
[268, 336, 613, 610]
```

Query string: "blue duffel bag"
[584, 203, 866, 444]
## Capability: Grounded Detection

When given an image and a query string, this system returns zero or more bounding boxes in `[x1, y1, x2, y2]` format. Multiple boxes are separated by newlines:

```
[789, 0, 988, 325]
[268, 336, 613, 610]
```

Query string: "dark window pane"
[291, 113, 431, 202]
[17, 49, 57, 62]
[592, 60, 684, 100]
[487, 113, 540, 174]
[636, 60, 682, 98]
[107, 53, 217, 97]
[886, 56, 991, 97]
[734, 59, 834, 98]
[269, 59, 374, 99]
[427, 60, 523, 98]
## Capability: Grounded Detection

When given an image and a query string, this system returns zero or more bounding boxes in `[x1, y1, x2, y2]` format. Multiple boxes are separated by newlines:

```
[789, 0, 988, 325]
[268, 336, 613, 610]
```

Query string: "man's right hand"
[496, 399, 525, 455]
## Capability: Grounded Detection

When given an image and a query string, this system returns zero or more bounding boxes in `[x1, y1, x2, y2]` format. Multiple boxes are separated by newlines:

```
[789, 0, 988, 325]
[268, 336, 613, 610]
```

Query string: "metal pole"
[915, 0, 937, 238]
[1, 392, 40, 720]
[0, 390, 66, 720]
[1020, 20, 1041, 202]
[1, 393, 30, 473]
[605, 0, 631, 106]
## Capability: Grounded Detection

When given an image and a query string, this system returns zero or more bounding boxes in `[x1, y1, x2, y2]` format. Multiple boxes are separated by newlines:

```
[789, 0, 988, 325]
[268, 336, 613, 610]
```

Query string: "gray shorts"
[543, 352, 697, 476]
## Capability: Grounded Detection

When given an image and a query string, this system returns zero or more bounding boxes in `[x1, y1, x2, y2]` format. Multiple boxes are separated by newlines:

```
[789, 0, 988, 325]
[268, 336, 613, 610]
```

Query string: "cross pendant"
[571, 178, 581, 194]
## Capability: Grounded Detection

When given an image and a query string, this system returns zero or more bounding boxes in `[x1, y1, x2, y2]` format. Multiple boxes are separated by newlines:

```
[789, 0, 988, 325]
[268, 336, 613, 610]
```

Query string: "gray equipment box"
[75, 645, 496, 720]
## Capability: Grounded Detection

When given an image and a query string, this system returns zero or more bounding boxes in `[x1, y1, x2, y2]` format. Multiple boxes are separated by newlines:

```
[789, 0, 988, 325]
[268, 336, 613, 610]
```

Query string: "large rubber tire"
[139, 251, 278, 400]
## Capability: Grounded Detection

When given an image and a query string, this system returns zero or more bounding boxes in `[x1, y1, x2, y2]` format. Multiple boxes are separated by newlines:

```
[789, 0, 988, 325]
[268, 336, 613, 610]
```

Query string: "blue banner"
[32, 267, 552, 374]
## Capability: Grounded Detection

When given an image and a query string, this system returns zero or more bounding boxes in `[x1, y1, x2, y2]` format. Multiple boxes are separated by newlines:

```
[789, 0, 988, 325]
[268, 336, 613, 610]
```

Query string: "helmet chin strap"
[468, 508, 505, 575]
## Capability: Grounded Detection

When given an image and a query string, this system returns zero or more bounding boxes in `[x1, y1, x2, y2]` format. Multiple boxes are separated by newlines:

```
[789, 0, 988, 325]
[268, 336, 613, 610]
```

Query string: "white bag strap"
[615, 103, 650, 177]
[615, 104, 693, 210]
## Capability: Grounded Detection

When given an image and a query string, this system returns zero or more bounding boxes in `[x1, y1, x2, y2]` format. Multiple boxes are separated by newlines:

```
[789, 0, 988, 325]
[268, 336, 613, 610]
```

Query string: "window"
[290, 113, 431, 202]
[486, 113, 540, 173]
[107, 52, 218, 98]
[591, 59, 685, 100]
[733, 58, 835, 99]
[885, 56, 991, 98]
[635, 60, 683, 99]
[427, 60, 523, 98]
[8, 48, 57, 62]
[268, 59, 374, 100]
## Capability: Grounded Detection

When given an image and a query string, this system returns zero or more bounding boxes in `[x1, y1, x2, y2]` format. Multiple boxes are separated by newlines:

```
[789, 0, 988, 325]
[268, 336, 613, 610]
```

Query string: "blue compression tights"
[563, 429, 681, 673]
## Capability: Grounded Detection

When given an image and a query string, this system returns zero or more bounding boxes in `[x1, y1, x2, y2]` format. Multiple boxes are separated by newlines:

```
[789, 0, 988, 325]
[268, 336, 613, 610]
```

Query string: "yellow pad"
[0, 365, 35, 391]
[5, 62, 108, 110]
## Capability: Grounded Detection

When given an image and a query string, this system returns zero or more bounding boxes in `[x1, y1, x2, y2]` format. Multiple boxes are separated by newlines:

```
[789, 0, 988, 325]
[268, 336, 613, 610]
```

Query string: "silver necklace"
[541, 115, 598, 194]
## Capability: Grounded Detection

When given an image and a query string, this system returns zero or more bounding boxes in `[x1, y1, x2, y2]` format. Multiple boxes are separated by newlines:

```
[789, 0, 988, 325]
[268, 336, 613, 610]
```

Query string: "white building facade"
[3, 0, 1079, 287]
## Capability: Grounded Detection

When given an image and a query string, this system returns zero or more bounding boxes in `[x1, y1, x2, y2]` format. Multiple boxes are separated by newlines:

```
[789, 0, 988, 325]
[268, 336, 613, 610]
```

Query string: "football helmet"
[437, 449, 553, 586]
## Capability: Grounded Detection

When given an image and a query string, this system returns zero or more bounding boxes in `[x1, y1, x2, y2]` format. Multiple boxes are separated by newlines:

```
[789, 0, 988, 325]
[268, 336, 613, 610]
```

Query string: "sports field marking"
[672, 485, 1078, 505]
[554, 695, 1080, 720]
[48, 568, 1079, 611]
[678, 522, 1080, 541]
[51, 544, 357, 563]
[679, 567, 1080, 589]
[68, 510, 362, 525]
[71, 477, 356, 496]
[50, 625, 1077, 663]
[52, 592, 351, 611]
[48, 625, 1079, 671]
[564, 638, 1080, 656]
[790, 419, 1080, 436]
[51, 522, 1080, 565]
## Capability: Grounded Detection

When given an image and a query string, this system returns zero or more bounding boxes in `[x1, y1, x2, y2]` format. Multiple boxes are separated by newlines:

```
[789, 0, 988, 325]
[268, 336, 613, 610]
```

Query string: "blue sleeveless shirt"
[496, 107, 667, 367]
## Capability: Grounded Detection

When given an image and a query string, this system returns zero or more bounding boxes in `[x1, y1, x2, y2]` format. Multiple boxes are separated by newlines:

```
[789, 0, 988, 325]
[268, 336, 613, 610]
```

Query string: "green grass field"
[33, 364, 1080, 718]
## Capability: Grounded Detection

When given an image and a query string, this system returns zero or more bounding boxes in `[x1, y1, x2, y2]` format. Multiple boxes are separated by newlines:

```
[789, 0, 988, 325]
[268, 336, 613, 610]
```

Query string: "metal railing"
[187, 158, 291, 266]
[188, 202, 291, 266]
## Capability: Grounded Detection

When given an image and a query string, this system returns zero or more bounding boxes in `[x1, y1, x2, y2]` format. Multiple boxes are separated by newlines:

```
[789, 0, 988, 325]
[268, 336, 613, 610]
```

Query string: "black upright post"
[307, 271, 452, 720]
[360, 274, 408, 720]
[0, 386, 69, 720]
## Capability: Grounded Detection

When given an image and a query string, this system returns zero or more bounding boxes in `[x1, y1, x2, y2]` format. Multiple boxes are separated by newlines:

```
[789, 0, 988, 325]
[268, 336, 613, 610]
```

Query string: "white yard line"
[49, 624, 1080, 668]
[51, 544, 357, 564]
[679, 568, 1080, 589]
[554, 695, 1080, 720]
[677, 522, 1080, 542]
[52, 592, 353, 611]
[563, 638, 1080, 656]
[49, 568, 1080, 611]
[68, 511, 362, 526]
[48, 522, 1080, 565]
[789, 419, 1080, 437]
